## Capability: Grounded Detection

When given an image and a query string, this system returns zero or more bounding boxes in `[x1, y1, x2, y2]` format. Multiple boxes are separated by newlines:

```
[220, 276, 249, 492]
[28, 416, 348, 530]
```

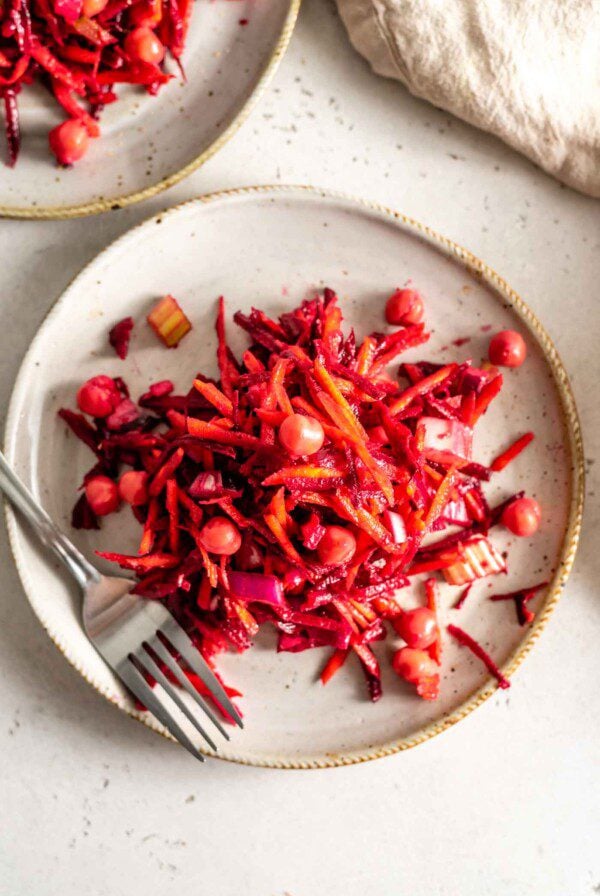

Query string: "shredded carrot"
[193, 379, 234, 417]
[490, 432, 534, 472]
[424, 465, 458, 529]
[469, 374, 503, 425]
[389, 364, 457, 416]
[320, 649, 350, 685]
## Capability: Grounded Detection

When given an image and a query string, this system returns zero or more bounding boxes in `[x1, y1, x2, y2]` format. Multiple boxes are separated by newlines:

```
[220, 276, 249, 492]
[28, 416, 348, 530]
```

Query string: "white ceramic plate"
[0, 1, 298, 219]
[4, 186, 583, 768]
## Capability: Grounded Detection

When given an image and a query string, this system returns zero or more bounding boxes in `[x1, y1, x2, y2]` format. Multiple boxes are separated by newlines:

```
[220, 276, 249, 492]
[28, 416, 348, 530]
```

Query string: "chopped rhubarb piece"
[147, 295, 192, 348]
[442, 535, 506, 585]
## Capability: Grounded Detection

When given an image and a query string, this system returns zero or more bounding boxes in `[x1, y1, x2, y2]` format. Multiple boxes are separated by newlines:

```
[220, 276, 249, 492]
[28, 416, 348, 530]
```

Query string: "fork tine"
[136, 645, 218, 752]
[149, 636, 230, 741]
[160, 620, 244, 728]
[118, 657, 205, 762]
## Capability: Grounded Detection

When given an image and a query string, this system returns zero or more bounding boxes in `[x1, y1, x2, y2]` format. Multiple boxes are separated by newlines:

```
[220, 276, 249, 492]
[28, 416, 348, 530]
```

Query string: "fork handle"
[0, 450, 100, 589]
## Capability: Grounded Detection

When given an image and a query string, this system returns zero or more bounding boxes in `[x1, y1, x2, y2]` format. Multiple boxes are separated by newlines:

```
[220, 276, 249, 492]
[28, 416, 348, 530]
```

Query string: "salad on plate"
[1, 0, 194, 166]
[59, 286, 544, 721]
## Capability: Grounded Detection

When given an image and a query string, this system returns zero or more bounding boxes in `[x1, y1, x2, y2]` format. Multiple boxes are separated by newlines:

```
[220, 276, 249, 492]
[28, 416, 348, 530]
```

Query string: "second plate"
[0, 0, 299, 218]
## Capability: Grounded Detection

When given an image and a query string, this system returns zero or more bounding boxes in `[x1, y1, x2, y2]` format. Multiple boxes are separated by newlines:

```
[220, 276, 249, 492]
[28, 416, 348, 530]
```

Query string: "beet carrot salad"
[1, 0, 194, 166]
[60, 287, 545, 721]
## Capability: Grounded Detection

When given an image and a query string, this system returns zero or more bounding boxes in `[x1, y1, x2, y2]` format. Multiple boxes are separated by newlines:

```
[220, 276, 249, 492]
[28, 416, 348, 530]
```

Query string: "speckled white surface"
[0, 0, 599, 893]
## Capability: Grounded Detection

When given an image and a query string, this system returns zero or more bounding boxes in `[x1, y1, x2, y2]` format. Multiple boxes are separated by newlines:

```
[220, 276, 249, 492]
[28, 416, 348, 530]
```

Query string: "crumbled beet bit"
[59, 287, 541, 711]
[109, 317, 134, 360]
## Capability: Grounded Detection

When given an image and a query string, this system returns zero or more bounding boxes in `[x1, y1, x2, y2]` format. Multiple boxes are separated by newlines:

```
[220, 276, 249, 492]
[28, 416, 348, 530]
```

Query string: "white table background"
[1, 1, 599, 893]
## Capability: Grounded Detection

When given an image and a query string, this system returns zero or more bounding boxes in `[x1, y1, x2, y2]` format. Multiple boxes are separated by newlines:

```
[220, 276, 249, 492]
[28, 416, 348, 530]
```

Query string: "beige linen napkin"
[335, 0, 600, 197]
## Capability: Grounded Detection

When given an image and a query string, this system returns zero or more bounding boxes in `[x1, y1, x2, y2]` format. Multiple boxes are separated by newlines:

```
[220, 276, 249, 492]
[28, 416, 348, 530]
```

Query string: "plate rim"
[4, 184, 585, 768]
[0, 1, 300, 221]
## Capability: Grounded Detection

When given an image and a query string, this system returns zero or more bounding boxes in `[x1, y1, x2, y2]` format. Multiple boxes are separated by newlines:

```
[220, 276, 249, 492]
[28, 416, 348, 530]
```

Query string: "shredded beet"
[109, 317, 134, 360]
[1, 0, 195, 166]
[60, 287, 540, 710]
[490, 581, 548, 625]
[453, 582, 472, 610]
[447, 623, 510, 689]
[2, 89, 20, 166]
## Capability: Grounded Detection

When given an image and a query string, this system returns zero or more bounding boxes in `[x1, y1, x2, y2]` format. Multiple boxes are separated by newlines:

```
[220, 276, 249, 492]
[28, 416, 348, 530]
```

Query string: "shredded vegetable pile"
[60, 288, 543, 717]
[1, 0, 192, 166]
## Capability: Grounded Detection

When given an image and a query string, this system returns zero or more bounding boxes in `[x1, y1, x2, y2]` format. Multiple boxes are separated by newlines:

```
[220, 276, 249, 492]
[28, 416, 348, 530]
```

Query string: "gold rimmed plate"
[4, 186, 583, 767]
[0, 1, 299, 219]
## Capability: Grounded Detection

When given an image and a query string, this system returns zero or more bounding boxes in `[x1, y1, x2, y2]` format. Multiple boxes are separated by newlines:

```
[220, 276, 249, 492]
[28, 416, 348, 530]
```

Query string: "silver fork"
[0, 450, 242, 761]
